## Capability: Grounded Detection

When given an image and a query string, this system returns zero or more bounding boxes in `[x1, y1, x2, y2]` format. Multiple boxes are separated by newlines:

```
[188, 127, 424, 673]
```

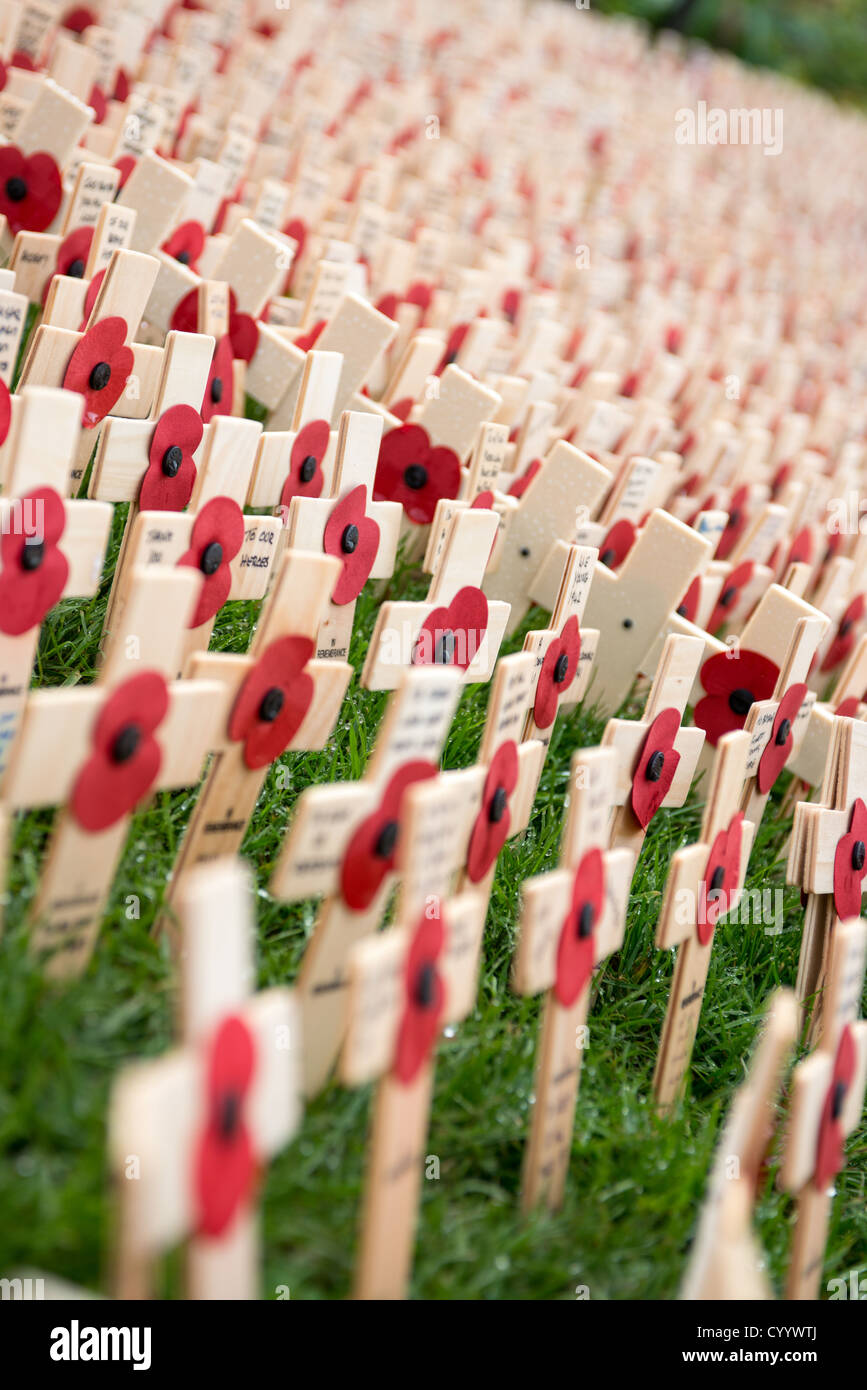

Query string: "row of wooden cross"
[0, 0, 864, 1305]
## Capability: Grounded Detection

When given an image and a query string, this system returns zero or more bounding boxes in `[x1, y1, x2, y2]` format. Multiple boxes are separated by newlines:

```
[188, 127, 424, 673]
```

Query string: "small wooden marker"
[653, 730, 756, 1110]
[513, 747, 634, 1211]
[110, 858, 299, 1299]
[269, 665, 463, 1095]
[681, 989, 799, 1300]
[779, 917, 867, 1301]
[520, 542, 600, 762]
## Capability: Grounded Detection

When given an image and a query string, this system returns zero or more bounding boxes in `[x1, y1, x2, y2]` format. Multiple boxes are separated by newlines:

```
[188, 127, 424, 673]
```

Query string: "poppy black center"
[719, 586, 736, 609]
[646, 750, 666, 782]
[727, 509, 742, 529]
[341, 523, 359, 554]
[728, 687, 754, 717]
[831, 1079, 847, 1121]
[200, 541, 223, 575]
[375, 818, 399, 859]
[435, 630, 456, 665]
[20, 539, 44, 571]
[5, 176, 26, 203]
[404, 464, 428, 490]
[852, 839, 866, 873]
[577, 902, 594, 938]
[775, 718, 791, 746]
[600, 548, 616, 568]
[218, 1089, 241, 1139]
[111, 723, 141, 764]
[488, 786, 508, 824]
[553, 653, 570, 684]
[676, 604, 687, 617]
[161, 444, 183, 477]
[176, 249, 190, 265]
[67, 258, 85, 278]
[710, 865, 726, 893]
[259, 686, 285, 723]
[210, 377, 223, 403]
[415, 962, 437, 1009]
[444, 350, 458, 367]
[840, 618, 853, 636]
[299, 455, 317, 483]
[89, 361, 112, 391]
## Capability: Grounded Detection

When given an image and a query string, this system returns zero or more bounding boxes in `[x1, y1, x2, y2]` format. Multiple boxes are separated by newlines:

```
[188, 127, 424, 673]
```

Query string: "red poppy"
[472, 490, 495, 510]
[228, 635, 315, 770]
[697, 812, 744, 943]
[466, 740, 519, 883]
[814, 1025, 857, 1190]
[70, 670, 169, 831]
[770, 462, 791, 499]
[508, 458, 542, 499]
[405, 281, 432, 318]
[87, 83, 107, 123]
[229, 305, 259, 363]
[79, 268, 106, 329]
[63, 316, 134, 428]
[322, 485, 379, 605]
[694, 650, 780, 747]
[0, 146, 62, 234]
[554, 847, 605, 1008]
[707, 560, 755, 634]
[279, 419, 329, 510]
[139, 404, 203, 510]
[0, 486, 68, 635]
[598, 518, 636, 571]
[393, 906, 446, 1084]
[193, 1014, 258, 1237]
[631, 707, 682, 828]
[114, 154, 136, 189]
[833, 797, 867, 919]
[201, 335, 234, 423]
[281, 216, 307, 269]
[435, 322, 470, 374]
[162, 219, 206, 271]
[62, 4, 97, 30]
[375, 292, 400, 321]
[389, 396, 413, 422]
[757, 682, 807, 794]
[835, 696, 863, 719]
[340, 760, 439, 911]
[676, 575, 701, 623]
[533, 615, 580, 730]
[42, 225, 93, 304]
[374, 423, 461, 526]
[294, 319, 326, 352]
[0, 60, 6, 92]
[822, 595, 866, 674]
[178, 497, 245, 627]
[113, 69, 130, 102]
[10, 52, 36, 72]
[715, 484, 749, 560]
[412, 586, 488, 671]
[0, 375, 11, 446]
[786, 526, 813, 569]
[501, 287, 522, 324]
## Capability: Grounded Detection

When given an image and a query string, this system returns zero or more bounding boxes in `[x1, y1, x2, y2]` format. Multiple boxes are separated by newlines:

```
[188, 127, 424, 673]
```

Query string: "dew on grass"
[443, 1025, 456, 1038]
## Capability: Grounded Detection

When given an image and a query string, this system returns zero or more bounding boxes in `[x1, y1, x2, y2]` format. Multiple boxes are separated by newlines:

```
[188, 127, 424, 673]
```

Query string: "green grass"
[0, 503, 864, 1300]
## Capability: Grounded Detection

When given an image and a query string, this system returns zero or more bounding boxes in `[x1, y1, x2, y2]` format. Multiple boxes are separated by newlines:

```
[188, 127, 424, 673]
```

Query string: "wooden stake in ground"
[512, 746, 634, 1211]
[2, 566, 228, 978]
[109, 858, 300, 1300]
[778, 917, 867, 1301]
[269, 665, 463, 1096]
[653, 730, 756, 1110]
[341, 781, 488, 1299]
[681, 989, 799, 1300]
[156, 548, 350, 936]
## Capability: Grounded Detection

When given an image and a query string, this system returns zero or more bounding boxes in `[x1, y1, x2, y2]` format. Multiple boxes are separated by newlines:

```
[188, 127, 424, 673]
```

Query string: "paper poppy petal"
[757, 682, 807, 794]
[201, 336, 235, 423]
[0, 486, 69, 635]
[822, 595, 866, 673]
[0, 147, 62, 234]
[323, 485, 379, 604]
[280, 419, 329, 508]
[555, 847, 605, 1008]
[598, 518, 636, 571]
[139, 404, 203, 510]
[0, 375, 10, 447]
[178, 497, 245, 626]
[697, 812, 744, 944]
[63, 316, 133, 427]
[70, 671, 169, 831]
[814, 1026, 857, 1189]
[832, 798, 867, 920]
[194, 1015, 258, 1237]
[339, 760, 438, 911]
[466, 739, 519, 882]
[413, 586, 489, 671]
[631, 707, 682, 828]
[228, 635, 315, 770]
[508, 458, 542, 499]
[393, 909, 446, 1084]
[533, 615, 581, 730]
[677, 575, 701, 623]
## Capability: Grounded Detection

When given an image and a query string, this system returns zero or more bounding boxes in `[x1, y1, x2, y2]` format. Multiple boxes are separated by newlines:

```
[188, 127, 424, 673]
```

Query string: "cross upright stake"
[269, 665, 463, 1096]
[520, 542, 600, 762]
[778, 917, 867, 1301]
[110, 858, 300, 1300]
[681, 989, 799, 1299]
[512, 746, 634, 1211]
[2, 565, 229, 978]
[652, 730, 756, 1110]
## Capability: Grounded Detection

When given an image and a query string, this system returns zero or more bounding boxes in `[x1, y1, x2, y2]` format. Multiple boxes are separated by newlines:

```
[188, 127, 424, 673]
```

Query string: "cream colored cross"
[109, 858, 299, 1300]
[246, 348, 343, 511]
[521, 542, 600, 759]
[37, 196, 137, 327]
[512, 746, 634, 1212]
[269, 665, 463, 1097]
[778, 918, 867, 1300]
[2, 566, 229, 979]
[653, 730, 756, 1111]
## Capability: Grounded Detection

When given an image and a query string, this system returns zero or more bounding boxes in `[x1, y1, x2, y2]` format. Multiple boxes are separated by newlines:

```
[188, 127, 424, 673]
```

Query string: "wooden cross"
[0, 384, 112, 781]
[340, 780, 488, 1299]
[282, 409, 402, 666]
[269, 666, 463, 1096]
[483, 438, 611, 633]
[779, 917, 867, 1300]
[788, 715, 867, 1036]
[512, 746, 634, 1211]
[2, 565, 229, 979]
[653, 730, 756, 1110]
[246, 347, 343, 513]
[681, 989, 799, 1300]
[156, 547, 351, 936]
[580, 509, 713, 714]
[520, 542, 600, 762]
[109, 858, 299, 1300]
[601, 633, 706, 857]
[788, 632, 867, 789]
[361, 505, 510, 690]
